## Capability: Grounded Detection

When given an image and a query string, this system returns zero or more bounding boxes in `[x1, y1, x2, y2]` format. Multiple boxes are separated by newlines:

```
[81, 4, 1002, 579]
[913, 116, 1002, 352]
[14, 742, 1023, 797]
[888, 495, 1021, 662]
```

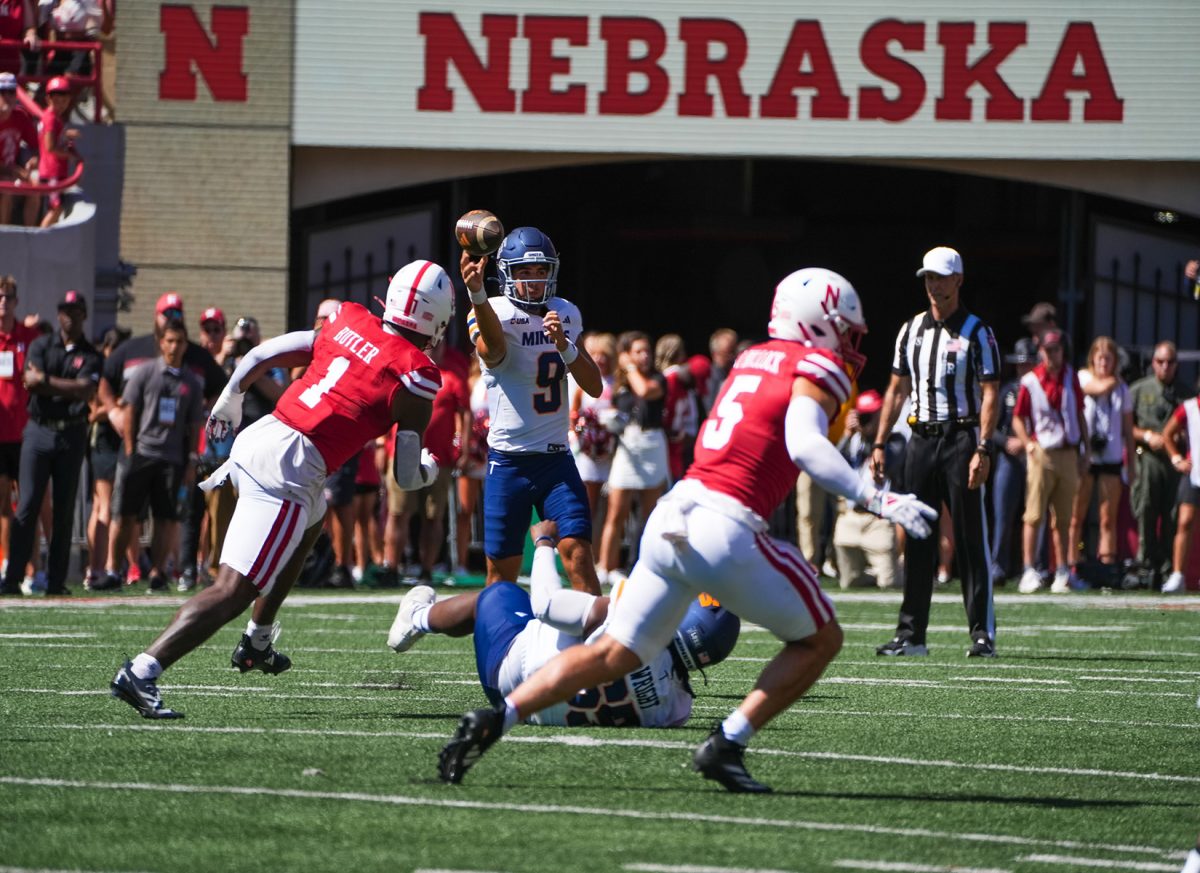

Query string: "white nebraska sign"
[293, 0, 1200, 160]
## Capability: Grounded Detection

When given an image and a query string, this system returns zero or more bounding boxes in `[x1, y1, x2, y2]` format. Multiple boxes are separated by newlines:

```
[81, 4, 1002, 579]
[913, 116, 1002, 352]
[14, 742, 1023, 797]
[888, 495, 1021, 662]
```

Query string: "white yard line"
[833, 862, 1011, 873]
[0, 775, 1174, 858]
[36, 723, 1200, 785]
[1015, 854, 1179, 870]
[0, 632, 95, 638]
[625, 865, 800, 873]
[706, 706, 1200, 731]
[0, 867, 159, 873]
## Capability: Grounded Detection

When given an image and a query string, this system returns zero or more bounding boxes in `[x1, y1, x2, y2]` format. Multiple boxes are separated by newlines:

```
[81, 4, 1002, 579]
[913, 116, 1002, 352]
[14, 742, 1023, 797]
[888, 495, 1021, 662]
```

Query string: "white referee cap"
[916, 246, 963, 277]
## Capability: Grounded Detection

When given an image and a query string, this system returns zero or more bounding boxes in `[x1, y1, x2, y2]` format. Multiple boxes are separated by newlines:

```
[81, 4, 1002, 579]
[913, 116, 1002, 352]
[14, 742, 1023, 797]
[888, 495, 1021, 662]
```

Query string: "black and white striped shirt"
[891, 307, 1000, 423]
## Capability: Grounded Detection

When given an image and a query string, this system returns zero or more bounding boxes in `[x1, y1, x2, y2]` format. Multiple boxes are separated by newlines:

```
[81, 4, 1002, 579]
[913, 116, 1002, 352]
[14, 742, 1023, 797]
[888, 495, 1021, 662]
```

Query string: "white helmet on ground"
[383, 260, 455, 348]
[768, 267, 867, 377]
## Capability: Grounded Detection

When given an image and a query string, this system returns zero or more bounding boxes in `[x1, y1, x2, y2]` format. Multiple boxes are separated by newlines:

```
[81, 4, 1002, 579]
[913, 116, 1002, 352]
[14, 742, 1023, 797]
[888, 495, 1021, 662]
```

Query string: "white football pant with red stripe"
[605, 483, 836, 664]
[206, 415, 328, 595]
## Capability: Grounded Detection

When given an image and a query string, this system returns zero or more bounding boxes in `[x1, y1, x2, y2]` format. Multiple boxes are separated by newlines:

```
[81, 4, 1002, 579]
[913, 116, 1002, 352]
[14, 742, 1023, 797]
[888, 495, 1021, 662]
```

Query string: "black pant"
[2, 422, 87, 593]
[179, 481, 206, 574]
[895, 428, 994, 645]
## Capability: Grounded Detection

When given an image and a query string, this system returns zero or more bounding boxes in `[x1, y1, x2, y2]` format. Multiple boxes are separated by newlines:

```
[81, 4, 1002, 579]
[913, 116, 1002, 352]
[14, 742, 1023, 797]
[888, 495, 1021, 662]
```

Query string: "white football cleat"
[1050, 568, 1071, 594]
[388, 585, 436, 653]
[1162, 572, 1186, 594]
[1018, 567, 1043, 594]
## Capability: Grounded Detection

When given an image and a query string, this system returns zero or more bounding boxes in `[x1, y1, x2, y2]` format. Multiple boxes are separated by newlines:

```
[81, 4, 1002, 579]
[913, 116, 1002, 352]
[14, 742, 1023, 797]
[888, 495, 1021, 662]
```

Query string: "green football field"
[1, 587, 1197, 873]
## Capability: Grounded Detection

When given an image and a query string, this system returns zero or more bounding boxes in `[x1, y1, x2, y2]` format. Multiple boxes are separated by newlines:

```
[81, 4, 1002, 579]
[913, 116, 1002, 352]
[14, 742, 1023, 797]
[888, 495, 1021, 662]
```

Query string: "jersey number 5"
[700, 374, 762, 450]
[533, 351, 564, 414]
[299, 356, 350, 409]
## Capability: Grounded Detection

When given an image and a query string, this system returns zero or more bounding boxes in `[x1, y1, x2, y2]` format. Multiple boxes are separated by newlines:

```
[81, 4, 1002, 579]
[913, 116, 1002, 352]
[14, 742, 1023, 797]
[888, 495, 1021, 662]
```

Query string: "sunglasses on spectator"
[1153, 357, 1177, 365]
[0, 292, 15, 300]
[200, 321, 224, 332]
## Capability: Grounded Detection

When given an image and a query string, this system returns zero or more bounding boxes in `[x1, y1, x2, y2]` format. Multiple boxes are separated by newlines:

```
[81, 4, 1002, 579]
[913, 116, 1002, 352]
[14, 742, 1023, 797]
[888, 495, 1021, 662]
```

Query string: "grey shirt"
[122, 357, 205, 464]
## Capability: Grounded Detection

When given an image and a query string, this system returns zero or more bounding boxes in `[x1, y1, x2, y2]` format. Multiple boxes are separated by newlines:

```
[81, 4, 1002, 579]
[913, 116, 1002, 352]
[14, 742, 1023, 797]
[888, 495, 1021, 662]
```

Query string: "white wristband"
[468, 287, 488, 306]
[559, 341, 578, 365]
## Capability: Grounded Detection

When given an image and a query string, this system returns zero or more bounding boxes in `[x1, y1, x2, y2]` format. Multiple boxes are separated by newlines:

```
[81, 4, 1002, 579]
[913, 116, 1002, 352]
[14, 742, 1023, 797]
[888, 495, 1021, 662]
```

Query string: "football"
[455, 209, 505, 257]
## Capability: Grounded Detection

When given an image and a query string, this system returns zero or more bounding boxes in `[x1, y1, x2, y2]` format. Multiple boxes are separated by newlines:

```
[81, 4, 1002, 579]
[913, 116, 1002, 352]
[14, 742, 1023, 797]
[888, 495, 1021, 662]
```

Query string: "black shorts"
[0, 441, 18, 479]
[1178, 476, 1200, 509]
[118, 455, 184, 521]
[354, 482, 379, 496]
[1089, 462, 1123, 478]
[323, 453, 360, 508]
[90, 425, 121, 482]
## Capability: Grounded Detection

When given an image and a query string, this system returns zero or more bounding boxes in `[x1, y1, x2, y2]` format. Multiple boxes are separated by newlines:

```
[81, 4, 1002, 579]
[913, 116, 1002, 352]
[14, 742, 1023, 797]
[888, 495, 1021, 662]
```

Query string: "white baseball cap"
[915, 246, 963, 277]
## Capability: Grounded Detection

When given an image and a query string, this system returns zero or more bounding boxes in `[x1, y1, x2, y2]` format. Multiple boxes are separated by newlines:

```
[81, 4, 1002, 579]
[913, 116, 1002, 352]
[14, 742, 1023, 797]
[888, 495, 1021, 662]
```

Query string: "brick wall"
[117, 1, 291, 337]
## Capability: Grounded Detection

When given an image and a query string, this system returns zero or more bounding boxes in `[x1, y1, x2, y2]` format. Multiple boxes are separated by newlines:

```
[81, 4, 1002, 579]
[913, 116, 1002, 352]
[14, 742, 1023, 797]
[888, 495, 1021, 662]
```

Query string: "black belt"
[32, 415, 88, 431]
[909, 417, 978, 439]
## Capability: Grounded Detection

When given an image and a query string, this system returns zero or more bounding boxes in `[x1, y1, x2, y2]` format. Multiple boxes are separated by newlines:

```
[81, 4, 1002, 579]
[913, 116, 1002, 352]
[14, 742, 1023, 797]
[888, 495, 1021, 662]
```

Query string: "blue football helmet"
[670, 599, 741, 673]
[497, 226, 559, 310]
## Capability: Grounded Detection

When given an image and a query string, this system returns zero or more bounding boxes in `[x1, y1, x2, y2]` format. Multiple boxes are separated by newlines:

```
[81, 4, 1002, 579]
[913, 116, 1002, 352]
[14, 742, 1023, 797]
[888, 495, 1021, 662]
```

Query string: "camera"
[1090, 432, 1109, 452]
[231, 317, 258, 357]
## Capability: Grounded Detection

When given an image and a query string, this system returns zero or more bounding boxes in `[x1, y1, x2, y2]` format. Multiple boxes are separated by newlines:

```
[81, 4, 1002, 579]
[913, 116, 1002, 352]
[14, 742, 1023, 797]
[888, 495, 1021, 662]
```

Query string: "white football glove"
[862, 486, 938, 539]
[418, 448, 440, 486]
[206, 388, 244, 442]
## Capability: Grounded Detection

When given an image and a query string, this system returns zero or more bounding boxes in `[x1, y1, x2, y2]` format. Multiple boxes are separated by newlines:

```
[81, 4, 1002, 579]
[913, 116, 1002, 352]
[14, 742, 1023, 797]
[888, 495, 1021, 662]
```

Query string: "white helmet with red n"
[768, 267, 867, 378]
[383, 260, 455, 349]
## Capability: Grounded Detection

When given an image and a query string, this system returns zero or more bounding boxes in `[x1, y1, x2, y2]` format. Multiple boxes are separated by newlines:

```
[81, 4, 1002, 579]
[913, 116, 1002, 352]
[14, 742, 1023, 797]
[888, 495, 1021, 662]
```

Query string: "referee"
[870, 247, 1001, 658]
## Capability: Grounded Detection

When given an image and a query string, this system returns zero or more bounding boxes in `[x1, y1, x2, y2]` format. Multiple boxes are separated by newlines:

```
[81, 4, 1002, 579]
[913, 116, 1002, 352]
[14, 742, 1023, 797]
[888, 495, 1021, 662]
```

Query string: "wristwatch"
[975, 442, 993, 457]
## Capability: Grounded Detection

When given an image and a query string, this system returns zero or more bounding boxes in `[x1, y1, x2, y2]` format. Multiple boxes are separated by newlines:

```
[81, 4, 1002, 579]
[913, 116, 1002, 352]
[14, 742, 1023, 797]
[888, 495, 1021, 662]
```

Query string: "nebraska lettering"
[418, 14, 1122, 123]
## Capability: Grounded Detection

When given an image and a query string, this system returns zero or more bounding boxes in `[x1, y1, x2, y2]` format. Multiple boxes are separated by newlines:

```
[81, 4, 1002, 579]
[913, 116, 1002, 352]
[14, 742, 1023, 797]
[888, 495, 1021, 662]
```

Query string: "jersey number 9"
[533, 351, 564, 415]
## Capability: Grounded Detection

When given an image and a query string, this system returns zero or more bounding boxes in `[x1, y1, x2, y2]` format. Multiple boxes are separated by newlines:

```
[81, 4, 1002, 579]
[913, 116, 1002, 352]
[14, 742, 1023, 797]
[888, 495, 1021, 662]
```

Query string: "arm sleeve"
[529, 545, 598, 637]
[227, 330, 315, 394]
[784, 393, 872, 505]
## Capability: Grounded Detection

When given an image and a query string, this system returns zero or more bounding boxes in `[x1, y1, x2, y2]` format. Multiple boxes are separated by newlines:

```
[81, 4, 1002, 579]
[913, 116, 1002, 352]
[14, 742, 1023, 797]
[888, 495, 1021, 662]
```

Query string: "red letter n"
[159, 5, 249, 102]
[418, 13, 518, 112]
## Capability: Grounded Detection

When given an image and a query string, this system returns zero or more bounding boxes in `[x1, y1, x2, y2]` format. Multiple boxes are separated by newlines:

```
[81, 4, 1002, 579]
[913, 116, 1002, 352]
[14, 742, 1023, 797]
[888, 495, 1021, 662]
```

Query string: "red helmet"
[47, 76, 72, 95]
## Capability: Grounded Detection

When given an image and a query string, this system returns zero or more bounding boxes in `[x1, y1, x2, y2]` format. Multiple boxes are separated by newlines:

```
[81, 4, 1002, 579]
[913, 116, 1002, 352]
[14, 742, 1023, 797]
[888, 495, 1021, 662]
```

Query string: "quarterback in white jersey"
[476, 293, 585, 454]
[461, 226, 603, 593]
[387, 521, 739, 728]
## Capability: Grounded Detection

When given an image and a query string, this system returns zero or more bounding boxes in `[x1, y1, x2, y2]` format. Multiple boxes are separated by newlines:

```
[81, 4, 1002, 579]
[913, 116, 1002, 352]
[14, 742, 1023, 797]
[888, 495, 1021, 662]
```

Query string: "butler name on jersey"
[273, 302, 442, 472]
[471, 295, 584, 454]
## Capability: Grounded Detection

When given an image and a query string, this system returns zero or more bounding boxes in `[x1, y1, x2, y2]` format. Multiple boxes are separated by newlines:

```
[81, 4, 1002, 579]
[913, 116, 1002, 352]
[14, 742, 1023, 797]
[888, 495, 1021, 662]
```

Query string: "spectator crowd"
[1, 247, 1199, 600]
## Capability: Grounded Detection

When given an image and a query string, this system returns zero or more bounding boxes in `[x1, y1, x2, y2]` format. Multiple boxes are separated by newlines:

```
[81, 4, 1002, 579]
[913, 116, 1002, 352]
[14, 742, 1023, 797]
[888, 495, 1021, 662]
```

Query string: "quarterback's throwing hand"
[865, 488, 937, 539]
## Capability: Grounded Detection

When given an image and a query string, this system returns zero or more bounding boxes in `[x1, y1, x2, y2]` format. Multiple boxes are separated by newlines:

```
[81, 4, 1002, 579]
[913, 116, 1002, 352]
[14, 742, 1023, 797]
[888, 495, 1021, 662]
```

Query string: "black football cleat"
[110, 660, 184, 720]
[967, 637, 997, 658]
[692, 725, 772, 793]
[231, 628, 292, 675]
[439, 706, 506, 784]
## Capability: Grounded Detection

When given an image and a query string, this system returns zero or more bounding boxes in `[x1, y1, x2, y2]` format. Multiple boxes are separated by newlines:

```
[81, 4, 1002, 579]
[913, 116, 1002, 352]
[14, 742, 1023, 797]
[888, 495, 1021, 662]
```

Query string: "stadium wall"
[118, 1, 292, 337]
